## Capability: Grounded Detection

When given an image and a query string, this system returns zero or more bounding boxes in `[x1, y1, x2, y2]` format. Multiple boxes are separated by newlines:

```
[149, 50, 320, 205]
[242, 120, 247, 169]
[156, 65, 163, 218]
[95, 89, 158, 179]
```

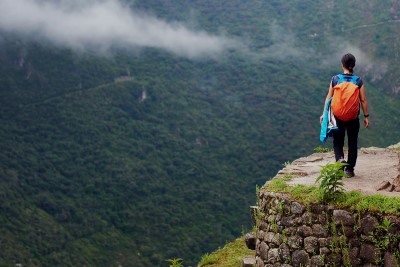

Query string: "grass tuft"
[198, 236, 254, 267]
[314, 146, 333, 153]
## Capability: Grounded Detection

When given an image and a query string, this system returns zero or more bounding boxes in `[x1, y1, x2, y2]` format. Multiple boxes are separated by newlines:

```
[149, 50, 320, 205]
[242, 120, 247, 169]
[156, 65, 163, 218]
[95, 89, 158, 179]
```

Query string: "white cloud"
[0, 0, 239, 58]
[321, 39, 388, 81]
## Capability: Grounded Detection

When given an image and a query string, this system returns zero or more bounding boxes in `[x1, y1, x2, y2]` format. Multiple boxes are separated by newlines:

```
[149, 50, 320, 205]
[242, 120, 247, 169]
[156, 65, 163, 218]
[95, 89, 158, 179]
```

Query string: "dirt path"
[22, 77, 136, 108]
[274, 143, 400, 197]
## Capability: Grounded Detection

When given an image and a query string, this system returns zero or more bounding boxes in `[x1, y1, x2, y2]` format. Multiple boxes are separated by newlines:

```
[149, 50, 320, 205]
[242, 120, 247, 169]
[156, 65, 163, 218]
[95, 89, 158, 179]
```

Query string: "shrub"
[316, 162, 347, 203]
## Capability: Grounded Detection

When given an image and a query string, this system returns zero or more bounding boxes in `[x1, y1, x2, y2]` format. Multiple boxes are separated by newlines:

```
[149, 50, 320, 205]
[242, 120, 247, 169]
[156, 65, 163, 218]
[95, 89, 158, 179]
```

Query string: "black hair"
[341, 53, 356, 73]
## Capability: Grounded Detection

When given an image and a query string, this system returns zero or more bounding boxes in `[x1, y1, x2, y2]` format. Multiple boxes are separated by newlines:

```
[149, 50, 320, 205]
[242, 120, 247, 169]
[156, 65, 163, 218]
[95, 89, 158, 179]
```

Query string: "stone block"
[349, 247, 361, 266]
[301, 212, 315, 225]
[256, 256, 264, 267]
[349, 237, 361, 248]
[318, 238, 328, 247]
[280, 215, 302, 227]
[304, 236, 318, 253]
[259, 221, 269, 231]
[310, 255, 324, 267]
[281, 216, 297, 227]
[374, 180, 392, 191]
[258, 230, 265, 240]
[333, 210, 354, 226]
[384, 251, 398, 267]
[325, 254, 342, 266]
[256, 239, 261, 251]
[310, 203, 326, 214]
[259, 241, 269, 261]
[268, 248, 279, 264]
[359, 243, 379, 263]
[287, 235, 302, 249]
[285, 227, 297, 236]
[291, 202, 305, 215]
[312, 224, 327, 238]
[319, 247, 330, 255]
[291, 250, 310, 267]
[279, 243, 291, 263]
[360, 216, 378, 235]
[317, 214, 327, 225]
[297, 225, 313, 237]
[341, 226, 354, 237]
[243, 256, 256, 267]
[265, 232, 282, 246]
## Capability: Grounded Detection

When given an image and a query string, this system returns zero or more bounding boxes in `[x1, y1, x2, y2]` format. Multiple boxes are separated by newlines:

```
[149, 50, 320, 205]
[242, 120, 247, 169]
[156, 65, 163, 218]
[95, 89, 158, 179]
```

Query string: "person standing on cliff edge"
[320, 53, 370, 177]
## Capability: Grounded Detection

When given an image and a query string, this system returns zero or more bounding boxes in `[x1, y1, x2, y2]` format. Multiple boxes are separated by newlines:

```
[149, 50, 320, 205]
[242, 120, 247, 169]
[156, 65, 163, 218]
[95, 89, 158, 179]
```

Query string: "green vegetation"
[167, 258, 190, 267]
[316, 162, 347, 202]
[282, 161, 292, 167]
[0, 0, 400, 266]
[369, 218, 400, 266]
[197, 236, 254, 267]
[264, 176, 400, 215]
[314, 146, 333, 153]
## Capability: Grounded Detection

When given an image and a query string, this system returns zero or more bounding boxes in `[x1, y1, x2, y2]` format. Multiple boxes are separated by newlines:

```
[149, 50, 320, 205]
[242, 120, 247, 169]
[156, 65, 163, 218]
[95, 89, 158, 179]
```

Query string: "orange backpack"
[331, 74, 360, 121]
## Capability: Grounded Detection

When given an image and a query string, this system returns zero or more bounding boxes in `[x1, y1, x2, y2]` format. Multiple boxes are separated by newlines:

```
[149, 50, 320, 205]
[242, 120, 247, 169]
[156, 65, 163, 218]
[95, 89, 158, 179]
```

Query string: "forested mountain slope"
[0, 0, 399, 266]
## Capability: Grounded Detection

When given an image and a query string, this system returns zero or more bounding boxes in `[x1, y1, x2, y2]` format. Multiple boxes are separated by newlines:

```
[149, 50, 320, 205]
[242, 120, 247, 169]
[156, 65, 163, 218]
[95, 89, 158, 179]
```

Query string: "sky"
[0, 0, 239, 58]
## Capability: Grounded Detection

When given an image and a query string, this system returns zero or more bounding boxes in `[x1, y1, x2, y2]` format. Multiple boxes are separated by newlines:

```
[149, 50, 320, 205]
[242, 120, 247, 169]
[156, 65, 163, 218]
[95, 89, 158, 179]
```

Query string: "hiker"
[320, 53, 369, 177]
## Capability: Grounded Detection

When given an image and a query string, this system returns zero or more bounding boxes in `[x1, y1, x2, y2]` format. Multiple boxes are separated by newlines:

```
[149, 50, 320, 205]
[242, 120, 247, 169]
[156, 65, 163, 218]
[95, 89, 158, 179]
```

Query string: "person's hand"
[364, 117, 369, 128]
[319, 115, 324, 125]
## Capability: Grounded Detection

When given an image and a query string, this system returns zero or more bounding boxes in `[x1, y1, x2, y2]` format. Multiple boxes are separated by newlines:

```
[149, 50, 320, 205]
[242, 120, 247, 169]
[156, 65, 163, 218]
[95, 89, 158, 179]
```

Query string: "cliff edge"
[275, 143, 400, 196]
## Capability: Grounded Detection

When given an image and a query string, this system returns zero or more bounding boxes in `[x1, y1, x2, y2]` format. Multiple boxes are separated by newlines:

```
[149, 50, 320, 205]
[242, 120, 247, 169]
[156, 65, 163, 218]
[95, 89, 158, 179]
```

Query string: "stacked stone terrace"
[243, 144, 400, 267]
[252, 191, 400, 267]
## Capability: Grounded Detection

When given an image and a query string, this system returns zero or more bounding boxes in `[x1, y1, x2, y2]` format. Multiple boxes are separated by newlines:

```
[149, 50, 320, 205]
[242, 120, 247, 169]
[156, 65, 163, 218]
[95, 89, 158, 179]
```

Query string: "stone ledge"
[275, 145, 400, 197]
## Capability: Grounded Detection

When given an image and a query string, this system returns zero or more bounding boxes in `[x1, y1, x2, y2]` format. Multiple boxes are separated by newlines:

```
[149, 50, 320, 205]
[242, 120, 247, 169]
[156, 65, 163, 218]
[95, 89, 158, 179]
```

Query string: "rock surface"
[251, 144, 400, 267]
[245, 232, 256, 250]
[242, 256, 256, 267]
[279, 145, 400, 196]
[255, 191, 400, 267]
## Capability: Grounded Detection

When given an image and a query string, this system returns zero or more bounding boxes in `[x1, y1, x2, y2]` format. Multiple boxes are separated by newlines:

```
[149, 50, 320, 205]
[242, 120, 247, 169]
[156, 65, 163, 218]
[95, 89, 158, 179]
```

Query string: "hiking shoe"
[344, 169, 355, 178]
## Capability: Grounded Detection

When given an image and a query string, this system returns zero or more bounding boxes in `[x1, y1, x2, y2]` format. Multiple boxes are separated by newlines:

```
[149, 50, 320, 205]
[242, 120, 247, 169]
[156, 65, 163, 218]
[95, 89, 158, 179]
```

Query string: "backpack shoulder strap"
[331, 75, 340, 87]
[336, 74, 360, 86]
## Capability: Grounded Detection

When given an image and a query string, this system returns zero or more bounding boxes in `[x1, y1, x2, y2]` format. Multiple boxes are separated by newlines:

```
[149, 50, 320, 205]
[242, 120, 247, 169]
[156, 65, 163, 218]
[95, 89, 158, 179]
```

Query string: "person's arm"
[320, 85, 334, 124]
[359, 84, 369, 128]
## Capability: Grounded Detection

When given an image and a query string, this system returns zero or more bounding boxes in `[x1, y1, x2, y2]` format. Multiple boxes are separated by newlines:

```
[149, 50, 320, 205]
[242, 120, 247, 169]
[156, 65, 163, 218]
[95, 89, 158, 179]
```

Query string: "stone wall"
[253, 191, 400, 267]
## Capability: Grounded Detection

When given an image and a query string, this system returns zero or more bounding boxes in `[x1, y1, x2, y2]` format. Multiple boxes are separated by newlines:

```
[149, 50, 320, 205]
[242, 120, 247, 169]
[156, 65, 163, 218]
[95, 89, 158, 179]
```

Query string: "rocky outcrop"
[244, 144, 400, 266]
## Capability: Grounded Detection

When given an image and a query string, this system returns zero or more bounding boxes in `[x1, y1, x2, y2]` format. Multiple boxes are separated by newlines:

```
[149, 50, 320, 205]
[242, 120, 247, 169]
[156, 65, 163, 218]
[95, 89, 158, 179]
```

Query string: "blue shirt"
[331, 73, 363, 88]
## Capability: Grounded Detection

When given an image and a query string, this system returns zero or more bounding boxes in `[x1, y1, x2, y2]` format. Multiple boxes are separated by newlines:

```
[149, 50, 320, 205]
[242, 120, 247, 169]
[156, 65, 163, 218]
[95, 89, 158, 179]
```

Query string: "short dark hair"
[341, 53, 356, 73]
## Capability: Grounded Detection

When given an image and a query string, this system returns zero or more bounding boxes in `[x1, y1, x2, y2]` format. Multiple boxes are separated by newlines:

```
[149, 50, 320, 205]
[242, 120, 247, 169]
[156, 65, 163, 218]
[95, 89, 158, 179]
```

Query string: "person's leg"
[333, 118, 345, 161]
[346, 118, 360, 171]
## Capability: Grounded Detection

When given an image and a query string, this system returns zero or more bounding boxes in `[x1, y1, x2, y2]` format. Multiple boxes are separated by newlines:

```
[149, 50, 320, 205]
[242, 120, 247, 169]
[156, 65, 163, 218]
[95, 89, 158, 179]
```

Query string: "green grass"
[198, 236, 254, 267]
[263, 177, 400, 215]
[314, 146, 333, 153]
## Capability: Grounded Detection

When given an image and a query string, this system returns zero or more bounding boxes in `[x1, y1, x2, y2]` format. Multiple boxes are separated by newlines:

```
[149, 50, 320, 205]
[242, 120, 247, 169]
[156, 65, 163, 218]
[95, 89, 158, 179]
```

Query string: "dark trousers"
[333, 118, 360, 171]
